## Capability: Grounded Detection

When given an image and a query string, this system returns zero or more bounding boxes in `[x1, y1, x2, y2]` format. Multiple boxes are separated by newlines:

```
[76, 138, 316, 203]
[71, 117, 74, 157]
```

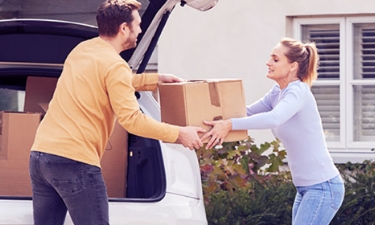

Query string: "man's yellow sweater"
[31, 37, 179, 167]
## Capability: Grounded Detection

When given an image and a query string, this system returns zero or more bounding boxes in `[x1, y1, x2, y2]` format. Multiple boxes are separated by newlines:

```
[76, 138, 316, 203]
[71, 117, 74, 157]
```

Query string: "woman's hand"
[201, 119, 232, 149]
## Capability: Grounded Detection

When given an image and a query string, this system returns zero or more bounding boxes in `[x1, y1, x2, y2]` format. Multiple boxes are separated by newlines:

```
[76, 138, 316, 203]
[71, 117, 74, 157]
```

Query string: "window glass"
[353, 23, 375, 79]
[353, 85, 375, 141]
[311, 86, 340, 142]
[302, 24, 340, 80]
[302, 24, 341, 142]
[0, 88, 24, 111]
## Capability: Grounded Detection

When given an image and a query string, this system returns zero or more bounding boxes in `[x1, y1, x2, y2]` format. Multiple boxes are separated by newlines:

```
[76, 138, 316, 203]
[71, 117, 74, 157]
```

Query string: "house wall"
[1, 0, 373, 162]
[158, 0, 375, 162]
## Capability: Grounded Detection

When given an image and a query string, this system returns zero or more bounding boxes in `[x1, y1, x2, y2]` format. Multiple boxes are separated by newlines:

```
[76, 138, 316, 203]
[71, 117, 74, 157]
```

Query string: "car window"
[0, 88, 24, 111]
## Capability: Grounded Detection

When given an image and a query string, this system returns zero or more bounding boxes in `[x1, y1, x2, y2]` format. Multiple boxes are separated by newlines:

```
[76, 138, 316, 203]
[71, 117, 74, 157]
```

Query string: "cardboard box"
[24, 76, 58, 114]
[159, 79, 248, 142]
[0, 114, 128, 198]
[0, 76, 129, 198]
[0, 111, 41, 196]
[0, 76, 57, 197]
[102, 121, 128, 198]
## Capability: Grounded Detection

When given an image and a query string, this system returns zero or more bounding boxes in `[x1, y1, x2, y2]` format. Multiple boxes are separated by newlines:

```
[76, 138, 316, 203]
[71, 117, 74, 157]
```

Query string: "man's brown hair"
[96, 0, 141, 37]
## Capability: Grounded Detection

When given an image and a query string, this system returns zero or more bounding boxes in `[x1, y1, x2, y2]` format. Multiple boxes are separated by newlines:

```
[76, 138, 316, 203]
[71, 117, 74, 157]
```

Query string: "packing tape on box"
[208, 82, 221, 107]
[186, 80, 221, 107]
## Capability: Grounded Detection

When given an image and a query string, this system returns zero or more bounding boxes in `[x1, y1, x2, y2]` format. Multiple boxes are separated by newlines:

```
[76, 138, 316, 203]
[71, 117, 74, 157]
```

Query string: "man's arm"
[109, 65, 204, 149]
[132, 73, 183, 91]
[132, 73, 159, 91]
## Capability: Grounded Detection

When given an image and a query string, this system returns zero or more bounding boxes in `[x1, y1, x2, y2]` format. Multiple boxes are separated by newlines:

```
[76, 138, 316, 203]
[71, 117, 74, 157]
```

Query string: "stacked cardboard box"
[0, 76, 128, 198]
[103, 121, 128, 198]
[0, 111, 41, 196]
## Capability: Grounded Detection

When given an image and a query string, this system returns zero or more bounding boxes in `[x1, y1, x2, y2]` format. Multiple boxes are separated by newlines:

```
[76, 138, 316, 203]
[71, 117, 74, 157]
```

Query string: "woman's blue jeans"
[29, 151, 109, 225]
[292, 175, 345, 225]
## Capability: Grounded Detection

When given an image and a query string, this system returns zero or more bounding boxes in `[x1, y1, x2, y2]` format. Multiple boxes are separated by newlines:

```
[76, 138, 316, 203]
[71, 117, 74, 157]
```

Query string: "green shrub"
[332, 161, 375, 225]
[205, 176, 295, 225]
[197, 136, 294, 224]
[196, 136, 287, 203]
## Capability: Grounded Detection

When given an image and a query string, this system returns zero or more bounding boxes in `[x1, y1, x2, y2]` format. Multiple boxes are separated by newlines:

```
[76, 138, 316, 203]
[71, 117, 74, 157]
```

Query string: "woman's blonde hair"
[280, 37, 319, 87]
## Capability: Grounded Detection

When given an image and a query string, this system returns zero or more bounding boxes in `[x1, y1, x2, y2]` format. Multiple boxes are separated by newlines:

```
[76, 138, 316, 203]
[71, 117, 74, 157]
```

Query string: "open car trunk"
[0, 0, 218, 224]
[0, 0, 186, 200]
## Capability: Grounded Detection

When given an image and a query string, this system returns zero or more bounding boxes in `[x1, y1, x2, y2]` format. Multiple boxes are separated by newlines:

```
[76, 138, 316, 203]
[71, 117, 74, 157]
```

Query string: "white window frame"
[293, 16, 375, 162]
[346, 17, 375, 149]
[293, 17, 346, 149]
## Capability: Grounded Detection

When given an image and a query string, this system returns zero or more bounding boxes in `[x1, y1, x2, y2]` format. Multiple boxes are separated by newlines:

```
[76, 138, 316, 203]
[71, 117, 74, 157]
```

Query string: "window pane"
[311, 86, 340, 142]
[302, 24, 340, 80]
[0, 88, 24, 111]
[353, 85, 375, 141]
[353, 24, 375, 79]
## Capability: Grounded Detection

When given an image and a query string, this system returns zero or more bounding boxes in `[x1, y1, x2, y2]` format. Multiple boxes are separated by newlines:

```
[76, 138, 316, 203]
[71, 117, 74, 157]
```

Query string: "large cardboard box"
[0, 113, 128, 197]
[0, 111, 41, 196]
[24, 76, 58, 114]
[22, 76, 128, 198]
[159, 79, 248, 142]
[102, 121, 128, 198]
[0, 76, 128, 198]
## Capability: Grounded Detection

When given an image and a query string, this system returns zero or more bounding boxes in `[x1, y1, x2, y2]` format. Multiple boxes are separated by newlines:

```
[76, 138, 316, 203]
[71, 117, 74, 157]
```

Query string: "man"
[29, 0, 205, 224]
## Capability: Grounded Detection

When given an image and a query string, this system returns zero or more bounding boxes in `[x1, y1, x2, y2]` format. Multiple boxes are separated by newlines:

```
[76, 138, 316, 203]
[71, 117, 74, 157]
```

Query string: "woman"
[201, 37, 345, 225]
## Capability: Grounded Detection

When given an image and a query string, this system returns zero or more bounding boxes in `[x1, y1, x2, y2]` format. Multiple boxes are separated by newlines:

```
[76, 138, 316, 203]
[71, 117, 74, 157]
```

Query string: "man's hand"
[176, 126, 206, 150]
[158, 74, 185, 83]
[200, 119, 232, 149]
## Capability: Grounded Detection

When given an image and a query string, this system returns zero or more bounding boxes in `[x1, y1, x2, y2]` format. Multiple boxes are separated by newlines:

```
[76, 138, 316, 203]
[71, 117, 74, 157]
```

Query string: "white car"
[0, 0, 217, 224]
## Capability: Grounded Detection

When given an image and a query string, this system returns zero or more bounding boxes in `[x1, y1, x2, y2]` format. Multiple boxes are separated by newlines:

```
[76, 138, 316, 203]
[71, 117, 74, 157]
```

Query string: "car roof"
[0, 0, 169, 65]
[0, 0, 170, 89]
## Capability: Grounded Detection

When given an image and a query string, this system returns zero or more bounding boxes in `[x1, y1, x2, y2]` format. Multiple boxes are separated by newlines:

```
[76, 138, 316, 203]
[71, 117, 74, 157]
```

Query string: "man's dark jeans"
[29, 151, 109, 225]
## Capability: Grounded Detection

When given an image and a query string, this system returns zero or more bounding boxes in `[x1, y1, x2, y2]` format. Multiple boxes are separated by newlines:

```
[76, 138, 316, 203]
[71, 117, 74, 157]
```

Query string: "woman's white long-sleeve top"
[231, 80, 339, 186]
